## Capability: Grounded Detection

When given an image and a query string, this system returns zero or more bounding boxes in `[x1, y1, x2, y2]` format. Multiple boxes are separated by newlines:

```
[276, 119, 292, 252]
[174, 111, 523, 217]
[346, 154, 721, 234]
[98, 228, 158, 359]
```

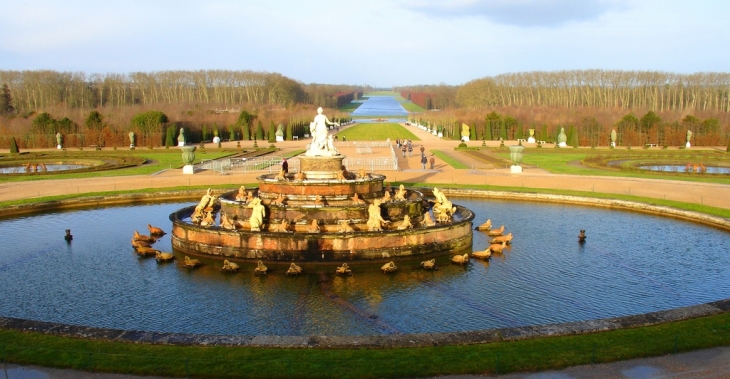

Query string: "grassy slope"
[336, 123, 419, 141]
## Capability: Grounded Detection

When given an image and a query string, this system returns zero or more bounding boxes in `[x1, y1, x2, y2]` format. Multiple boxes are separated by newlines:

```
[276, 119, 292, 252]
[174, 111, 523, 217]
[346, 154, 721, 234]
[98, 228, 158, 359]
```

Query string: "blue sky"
[1, 0, 728, 87]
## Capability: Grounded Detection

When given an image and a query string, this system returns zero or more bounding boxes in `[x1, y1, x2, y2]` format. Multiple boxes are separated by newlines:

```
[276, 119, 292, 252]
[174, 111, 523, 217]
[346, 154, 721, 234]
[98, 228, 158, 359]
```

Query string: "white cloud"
[399, 0, 630, 27]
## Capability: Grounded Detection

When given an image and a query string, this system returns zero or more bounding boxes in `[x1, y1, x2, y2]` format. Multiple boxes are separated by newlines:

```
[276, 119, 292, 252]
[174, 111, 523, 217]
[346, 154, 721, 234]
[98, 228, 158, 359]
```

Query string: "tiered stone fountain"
[169, 109, 474, 266]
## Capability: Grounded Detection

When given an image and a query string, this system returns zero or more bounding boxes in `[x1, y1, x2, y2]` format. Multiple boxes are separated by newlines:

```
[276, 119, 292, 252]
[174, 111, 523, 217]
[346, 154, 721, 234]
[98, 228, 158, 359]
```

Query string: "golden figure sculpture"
[475, 219, 492, 231]
[489, 240, 508, 254]
[381, 261, 397, 274]
[155, 251, 175, 262]
[367, 200, 389, 231]
[235, 186, 247, 202]
[338, 219, 355, 233]
[490, 233, 513, 245]
[133, 230, 155, 244]
[351, 193, 365, 204]
[432, 187, 456, 223]
[270, 193, 287, 206]
[147, 224, 166, 236]
[472, 248, 492, 260]
[221, 260, 240, 272]
[277, 219, 292, 233]
[421, 212, 436, 227]
[135, 246, 159, 256]
[254, 260, 268, 275]
[286, 263, 303, 275]
[397, 215, 413, 230]
[247, 197, 265, 232]
[420, 259, 437, 270]
[336, 263, 352, 276]
[182, 256, 204, 268]
[394, 184, 407, 201]
[307, 219, 320, 233]
[451, 253, 469, 265]
[487, 225, 505, 236]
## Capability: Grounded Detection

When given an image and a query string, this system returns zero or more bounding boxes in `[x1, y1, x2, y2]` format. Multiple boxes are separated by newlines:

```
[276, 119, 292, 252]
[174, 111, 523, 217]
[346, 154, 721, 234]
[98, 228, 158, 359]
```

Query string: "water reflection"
[351, 96, 408, 117]
[0, 199, 729, 336]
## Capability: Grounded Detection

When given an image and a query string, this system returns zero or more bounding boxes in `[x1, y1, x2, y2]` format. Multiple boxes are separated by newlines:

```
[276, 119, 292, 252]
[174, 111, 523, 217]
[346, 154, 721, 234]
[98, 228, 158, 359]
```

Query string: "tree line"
[0, 70, 364, 112]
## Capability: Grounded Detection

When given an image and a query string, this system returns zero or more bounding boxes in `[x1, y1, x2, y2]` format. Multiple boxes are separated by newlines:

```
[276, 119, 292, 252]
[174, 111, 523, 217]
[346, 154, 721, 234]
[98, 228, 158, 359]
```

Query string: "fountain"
[170, 109, 474, 266]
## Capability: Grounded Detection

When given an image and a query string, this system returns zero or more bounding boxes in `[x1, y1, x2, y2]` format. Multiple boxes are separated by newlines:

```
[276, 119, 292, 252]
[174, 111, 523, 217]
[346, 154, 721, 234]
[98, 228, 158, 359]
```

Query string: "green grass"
[338, 102, 362, 113]
[431, 150, 469, 169]
[399, 101, 424, 112]
[493, 148, 730, 185]
[336, 123, 419, 141]
[0, 149, 238, 182]
[2, 312, 729, 378]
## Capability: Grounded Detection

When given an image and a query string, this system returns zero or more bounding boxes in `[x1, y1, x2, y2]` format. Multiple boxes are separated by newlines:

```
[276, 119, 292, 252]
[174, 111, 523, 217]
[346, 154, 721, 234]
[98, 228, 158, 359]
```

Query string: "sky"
[1, 0, 728, 87]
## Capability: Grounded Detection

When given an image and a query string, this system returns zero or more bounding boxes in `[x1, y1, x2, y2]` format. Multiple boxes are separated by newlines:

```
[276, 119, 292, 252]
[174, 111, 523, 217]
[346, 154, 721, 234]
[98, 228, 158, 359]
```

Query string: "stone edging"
[1, 188, 729, 348]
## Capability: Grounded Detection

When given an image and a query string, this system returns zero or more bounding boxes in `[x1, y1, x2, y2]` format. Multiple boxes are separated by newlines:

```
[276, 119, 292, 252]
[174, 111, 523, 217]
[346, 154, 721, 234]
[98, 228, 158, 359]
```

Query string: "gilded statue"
[394, 184, 407, 201]
[432, 188, 456, 223]
[235, 186, 247, 202]
[247, 197, 265, 231]
[366, 199, 389, 231]
[397, 215, 413, 230]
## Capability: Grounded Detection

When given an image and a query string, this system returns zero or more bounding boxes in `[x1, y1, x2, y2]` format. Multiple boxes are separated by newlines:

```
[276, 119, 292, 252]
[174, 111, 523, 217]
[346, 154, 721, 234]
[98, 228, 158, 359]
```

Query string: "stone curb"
[1, 188, 728, 348]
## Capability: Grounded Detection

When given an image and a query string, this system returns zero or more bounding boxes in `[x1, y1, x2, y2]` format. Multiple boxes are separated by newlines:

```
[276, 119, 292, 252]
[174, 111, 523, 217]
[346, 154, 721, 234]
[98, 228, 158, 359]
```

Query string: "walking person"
[408, 144, 413, 157]
[401, 144, 407, 158]
[281, 158, 288, 173]
[429, 155, 435, 169]
[420, 154, 428, 169]
[419, 145, 425, 155]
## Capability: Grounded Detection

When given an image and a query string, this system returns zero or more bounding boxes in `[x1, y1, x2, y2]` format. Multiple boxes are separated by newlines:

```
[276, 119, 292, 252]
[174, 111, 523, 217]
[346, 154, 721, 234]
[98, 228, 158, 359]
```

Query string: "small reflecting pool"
[1, 198, 728, 336]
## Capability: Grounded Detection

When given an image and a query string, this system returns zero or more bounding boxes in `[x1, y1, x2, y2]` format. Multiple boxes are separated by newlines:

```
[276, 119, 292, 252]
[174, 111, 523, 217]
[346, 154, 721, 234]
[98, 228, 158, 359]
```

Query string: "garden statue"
[432, 188, 456, 223]
[610, 129, 617, 148]
[306, 107, 340, 157]
[129, 131, 136, 148]
[178, 127, 186, 147]
[56, 132, 62, 149]
[528, 129, 536, 143]
[247, 197, 265, 232]
[366, 199, 389, 231]
[275, 123, 285, 142]
[686, 130, 692, 148]
[460, 123, 470, 142]
[558, 127, 567, 147]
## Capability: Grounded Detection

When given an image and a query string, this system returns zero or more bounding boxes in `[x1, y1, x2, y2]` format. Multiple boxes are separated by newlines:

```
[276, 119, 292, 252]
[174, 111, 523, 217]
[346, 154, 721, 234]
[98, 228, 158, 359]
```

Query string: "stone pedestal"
[438, 132, 443, 138]
[178, 142, 185, 147]
[527, 137, 535, 143]
[57, 145, 62, 150]
[298, 155, 346, 179]
[686, 142, 691, 148]
[276, 136, 284, 142]
[510, 165, 523, 173]
[461, 137, 469, 141]
[558, 142, 567, 148]
[183, 165, 195, 174]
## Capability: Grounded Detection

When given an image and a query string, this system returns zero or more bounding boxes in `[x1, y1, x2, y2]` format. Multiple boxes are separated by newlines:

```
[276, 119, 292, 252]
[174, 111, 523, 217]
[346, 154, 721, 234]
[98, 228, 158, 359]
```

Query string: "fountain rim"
[1, 188, 729, 348]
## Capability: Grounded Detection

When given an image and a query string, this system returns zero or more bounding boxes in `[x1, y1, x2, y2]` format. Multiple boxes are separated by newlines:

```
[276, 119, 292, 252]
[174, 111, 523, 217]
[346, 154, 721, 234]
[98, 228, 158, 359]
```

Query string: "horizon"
[2, 0, 728, 88]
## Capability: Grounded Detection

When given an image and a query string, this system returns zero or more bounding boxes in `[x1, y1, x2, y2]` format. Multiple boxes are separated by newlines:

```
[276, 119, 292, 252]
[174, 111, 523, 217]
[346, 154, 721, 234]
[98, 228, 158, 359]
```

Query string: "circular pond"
[1, 198, 729, 336]
[0, 163, 88, 174]
[638, 165, 730, 174]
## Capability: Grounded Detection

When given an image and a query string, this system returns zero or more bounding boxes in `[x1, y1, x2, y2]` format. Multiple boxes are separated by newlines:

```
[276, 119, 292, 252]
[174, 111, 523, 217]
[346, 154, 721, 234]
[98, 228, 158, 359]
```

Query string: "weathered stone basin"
[170, 155, 474, 264]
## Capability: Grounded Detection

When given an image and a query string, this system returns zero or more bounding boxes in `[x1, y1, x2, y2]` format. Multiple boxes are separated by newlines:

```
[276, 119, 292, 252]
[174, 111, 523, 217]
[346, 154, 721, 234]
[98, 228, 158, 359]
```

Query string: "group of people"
[396, 139, 436, 170]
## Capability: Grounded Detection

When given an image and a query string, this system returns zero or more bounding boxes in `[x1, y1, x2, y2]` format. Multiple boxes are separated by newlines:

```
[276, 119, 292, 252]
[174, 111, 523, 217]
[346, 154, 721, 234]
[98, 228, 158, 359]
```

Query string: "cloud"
[401, 0, 630, 27]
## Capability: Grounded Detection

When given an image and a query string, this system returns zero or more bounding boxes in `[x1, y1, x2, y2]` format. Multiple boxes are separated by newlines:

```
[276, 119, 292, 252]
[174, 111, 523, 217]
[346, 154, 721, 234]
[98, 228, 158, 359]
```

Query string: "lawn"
[336, 122, 419, 141]
[0, 149, 238, 182]
[497, 148, 730, 185]
[431, 150, 468, 169]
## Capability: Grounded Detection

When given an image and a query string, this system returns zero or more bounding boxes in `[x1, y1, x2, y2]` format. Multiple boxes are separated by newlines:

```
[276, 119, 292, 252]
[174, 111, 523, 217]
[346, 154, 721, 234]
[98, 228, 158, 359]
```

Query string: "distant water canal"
[351, 96, 409, 117]
[0, 198, 728, 336]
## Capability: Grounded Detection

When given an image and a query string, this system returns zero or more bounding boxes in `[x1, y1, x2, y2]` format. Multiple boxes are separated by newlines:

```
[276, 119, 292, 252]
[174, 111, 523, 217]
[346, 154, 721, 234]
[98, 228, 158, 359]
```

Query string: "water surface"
[1, 199, 728, 336]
